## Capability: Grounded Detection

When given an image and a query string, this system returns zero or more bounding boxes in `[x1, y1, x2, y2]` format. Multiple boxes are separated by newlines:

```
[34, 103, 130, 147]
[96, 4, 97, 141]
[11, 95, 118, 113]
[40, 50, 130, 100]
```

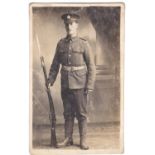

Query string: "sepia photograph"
[29, 3, 124, 154]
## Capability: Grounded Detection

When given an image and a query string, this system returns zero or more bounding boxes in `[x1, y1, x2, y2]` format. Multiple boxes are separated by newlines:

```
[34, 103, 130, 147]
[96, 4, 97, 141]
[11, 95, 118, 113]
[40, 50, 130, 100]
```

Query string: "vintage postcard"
[29, 2, 125, 155]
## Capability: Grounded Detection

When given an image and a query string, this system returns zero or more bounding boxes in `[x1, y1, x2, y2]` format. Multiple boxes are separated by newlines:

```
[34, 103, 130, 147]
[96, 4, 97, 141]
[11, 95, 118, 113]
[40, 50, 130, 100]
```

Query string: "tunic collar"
[65, 35, 78, 42]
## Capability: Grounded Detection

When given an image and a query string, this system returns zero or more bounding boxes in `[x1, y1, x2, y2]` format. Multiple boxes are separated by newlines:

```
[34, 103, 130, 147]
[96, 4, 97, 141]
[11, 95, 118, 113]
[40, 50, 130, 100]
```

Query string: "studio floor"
[33, 122, 121, 150]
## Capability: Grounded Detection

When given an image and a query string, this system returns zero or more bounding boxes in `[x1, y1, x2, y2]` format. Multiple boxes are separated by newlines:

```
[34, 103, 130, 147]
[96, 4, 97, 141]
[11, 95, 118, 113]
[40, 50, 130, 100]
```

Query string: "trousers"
[61, 88, 88, 121]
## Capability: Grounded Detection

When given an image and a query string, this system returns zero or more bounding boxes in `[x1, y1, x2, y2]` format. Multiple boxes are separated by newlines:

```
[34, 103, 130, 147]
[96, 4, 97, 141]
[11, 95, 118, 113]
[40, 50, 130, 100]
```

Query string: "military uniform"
[48, 13, 96, 150]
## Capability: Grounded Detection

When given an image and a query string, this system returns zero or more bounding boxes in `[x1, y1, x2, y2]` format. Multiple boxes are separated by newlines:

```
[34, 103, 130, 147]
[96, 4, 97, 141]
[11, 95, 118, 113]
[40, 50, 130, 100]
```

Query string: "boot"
[57, 118, 74, 147]
[78, 119, 89, 150]
[57, 137, 73, 147]
[80, 136, 89, 150]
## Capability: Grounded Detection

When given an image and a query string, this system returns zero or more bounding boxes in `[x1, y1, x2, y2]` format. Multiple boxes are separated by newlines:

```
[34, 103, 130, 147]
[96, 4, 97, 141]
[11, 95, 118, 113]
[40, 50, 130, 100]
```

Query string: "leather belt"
[62, 65, 86, 71]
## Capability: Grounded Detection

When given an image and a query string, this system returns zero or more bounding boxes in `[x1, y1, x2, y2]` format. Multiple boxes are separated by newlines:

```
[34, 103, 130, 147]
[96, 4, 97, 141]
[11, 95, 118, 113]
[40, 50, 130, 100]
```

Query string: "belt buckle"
[70, 66, 74, 72]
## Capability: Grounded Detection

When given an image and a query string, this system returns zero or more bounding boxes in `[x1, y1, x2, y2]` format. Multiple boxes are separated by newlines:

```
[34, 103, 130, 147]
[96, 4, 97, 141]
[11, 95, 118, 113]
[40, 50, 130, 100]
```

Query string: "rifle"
[36, 35, 57, 148]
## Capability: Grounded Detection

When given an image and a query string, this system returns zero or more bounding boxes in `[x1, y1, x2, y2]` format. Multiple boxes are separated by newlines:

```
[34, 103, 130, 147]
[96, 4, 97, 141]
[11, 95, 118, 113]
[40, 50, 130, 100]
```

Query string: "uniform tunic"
[48, 36, 96, 120]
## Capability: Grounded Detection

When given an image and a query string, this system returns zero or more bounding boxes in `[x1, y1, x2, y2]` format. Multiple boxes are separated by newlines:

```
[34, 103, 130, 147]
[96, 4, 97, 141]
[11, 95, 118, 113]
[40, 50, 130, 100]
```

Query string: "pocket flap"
[74, 69, 87, 76]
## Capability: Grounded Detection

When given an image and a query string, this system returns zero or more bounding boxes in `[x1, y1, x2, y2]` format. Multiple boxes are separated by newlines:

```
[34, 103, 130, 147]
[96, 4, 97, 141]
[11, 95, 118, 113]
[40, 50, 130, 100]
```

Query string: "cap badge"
[67, 15, 71, 19]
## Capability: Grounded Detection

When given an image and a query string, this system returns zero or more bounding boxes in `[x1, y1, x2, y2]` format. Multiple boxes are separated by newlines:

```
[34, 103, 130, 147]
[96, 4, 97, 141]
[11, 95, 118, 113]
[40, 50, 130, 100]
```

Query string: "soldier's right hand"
[45, 83, 51, 92]
[48, 82, 51, 89]
[47, 78, 52, 88]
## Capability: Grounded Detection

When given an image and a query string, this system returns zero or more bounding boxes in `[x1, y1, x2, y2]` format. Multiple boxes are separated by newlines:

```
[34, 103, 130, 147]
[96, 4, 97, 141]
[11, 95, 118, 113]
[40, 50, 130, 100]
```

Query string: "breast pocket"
[72, 46, 83, 54]
[71, 47, 85, 65]
[59, 50, 68, 64]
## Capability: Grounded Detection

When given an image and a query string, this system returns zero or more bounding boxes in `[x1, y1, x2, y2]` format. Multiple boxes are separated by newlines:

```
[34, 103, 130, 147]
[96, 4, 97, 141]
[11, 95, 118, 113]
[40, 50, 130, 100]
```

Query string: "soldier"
[47, 12, 96, 150]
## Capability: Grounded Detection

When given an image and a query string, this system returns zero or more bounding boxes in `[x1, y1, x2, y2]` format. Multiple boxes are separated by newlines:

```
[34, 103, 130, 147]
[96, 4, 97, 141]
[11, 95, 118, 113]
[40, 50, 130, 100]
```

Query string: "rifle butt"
[51, 129, 57, 148]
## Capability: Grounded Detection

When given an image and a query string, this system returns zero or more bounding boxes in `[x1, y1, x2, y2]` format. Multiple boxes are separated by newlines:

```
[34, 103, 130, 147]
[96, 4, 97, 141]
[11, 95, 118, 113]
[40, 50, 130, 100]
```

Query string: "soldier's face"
[65, 21, 79, 36]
